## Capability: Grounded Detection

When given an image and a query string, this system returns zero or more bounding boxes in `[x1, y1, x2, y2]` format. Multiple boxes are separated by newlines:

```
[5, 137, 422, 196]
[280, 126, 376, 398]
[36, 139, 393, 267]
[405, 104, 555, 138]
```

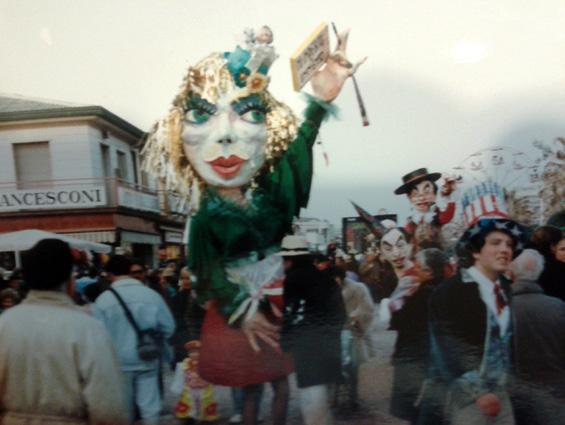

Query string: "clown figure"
[394, 168, 457, 251]
[143, 26, 365, 425]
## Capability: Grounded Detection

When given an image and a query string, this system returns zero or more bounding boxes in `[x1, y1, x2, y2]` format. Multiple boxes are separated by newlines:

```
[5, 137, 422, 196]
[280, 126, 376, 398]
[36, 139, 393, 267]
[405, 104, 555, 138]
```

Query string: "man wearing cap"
[423, 184, 526, 425]
[280, 235, 345, 425]
[0, 239, 128, 425]
[394, 168, 457, 251]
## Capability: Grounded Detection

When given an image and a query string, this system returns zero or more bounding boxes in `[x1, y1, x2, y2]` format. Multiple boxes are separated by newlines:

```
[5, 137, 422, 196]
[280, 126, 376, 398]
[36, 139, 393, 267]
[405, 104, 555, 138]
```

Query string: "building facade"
[0, 95, 186, 267]
[293, 217, 336, 252]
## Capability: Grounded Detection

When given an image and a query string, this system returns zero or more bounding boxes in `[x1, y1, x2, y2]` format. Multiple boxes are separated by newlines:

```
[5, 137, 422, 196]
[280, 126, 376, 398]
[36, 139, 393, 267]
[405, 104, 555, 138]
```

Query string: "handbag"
[109, 287, 160, 361]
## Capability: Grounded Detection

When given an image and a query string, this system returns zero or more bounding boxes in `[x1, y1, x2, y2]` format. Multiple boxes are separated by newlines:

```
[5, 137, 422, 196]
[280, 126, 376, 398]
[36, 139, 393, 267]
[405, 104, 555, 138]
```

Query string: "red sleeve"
[436, 202, 456, 225]
[405, 219, 416, 236]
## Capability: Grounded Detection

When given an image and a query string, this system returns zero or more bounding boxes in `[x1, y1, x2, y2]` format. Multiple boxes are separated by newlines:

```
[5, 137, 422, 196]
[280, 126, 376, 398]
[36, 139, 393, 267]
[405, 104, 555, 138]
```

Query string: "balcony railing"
[0, 177, 187, 217]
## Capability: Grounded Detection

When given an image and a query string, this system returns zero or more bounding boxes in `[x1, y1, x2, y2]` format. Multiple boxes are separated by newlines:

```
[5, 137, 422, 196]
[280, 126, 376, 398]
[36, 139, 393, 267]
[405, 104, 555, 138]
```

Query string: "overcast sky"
[2, 0, 565, 225]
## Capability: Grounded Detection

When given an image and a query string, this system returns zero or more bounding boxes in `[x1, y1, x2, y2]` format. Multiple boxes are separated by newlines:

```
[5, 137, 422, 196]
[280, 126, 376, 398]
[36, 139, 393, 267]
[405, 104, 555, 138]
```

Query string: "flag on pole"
[350, 200, 384, 238]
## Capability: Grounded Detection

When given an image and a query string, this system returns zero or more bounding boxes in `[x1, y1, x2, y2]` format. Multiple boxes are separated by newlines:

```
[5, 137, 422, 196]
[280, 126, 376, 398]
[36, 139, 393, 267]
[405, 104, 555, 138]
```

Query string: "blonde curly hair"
[142, 53, 299, 212]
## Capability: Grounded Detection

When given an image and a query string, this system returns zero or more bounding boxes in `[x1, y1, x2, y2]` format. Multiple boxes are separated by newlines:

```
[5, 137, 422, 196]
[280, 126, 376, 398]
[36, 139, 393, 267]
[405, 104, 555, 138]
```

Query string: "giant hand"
[310, 29, 367, 103]
[242, 310, 281, 352]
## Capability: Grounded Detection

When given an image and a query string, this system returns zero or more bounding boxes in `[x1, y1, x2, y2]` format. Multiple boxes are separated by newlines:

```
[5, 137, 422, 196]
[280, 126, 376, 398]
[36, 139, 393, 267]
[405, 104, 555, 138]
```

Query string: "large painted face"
[408, 180, 437, 213]
[181, 93, 268, 188]
[380, 228, 412, 270]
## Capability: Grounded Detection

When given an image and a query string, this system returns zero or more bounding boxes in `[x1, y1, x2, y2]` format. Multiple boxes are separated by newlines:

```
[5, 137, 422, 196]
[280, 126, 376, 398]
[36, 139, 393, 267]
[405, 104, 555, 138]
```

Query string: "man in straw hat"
[280, 235, 345, 425]
[422, 182, 527, 425]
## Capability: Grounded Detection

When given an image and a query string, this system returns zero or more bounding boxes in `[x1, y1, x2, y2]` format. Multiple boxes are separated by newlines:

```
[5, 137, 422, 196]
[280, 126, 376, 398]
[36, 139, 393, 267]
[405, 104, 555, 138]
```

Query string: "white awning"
[0, 229, 112, 253]
[61, 230, 116, 244]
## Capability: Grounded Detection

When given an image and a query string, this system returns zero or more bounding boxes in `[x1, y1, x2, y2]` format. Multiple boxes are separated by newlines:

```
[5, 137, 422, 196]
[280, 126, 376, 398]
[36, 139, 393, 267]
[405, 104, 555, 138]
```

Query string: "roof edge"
[0, 106, 145, 139]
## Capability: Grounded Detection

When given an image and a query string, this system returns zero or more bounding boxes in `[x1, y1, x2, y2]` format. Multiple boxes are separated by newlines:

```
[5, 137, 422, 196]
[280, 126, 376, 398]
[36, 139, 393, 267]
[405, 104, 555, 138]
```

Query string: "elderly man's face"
[415, 259, 434, 283]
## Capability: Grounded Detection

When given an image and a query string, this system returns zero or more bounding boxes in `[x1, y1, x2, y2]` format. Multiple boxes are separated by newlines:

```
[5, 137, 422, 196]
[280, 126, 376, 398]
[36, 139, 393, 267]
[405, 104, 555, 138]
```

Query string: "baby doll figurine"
[173, 341, 218, 423]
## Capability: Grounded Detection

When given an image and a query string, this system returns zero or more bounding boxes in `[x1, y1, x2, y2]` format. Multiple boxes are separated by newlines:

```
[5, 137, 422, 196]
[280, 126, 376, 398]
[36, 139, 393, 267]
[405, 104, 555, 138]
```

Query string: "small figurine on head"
[394, 168, 457, 251]
[173, 340, 218, 423]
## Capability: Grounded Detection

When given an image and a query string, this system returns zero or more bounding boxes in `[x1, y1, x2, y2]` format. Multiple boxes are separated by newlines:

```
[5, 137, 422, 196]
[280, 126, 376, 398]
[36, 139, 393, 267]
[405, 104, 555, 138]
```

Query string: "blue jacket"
[94, 278, 175, 372]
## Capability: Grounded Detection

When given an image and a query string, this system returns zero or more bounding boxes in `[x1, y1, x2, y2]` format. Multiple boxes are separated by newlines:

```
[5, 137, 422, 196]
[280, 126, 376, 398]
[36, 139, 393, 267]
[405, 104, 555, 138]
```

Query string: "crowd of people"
[0, 208, 563, 425]
[0, 24, 563, 425]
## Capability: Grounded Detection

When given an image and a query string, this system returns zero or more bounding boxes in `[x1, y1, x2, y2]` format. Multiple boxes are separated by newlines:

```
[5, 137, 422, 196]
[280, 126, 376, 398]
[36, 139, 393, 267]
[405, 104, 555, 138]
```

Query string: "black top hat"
[394, 168, 442, 195]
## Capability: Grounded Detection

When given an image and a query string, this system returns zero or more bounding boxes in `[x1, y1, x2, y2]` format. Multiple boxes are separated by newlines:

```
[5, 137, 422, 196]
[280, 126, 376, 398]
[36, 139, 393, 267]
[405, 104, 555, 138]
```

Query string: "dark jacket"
[282, 263, 346, 387]
[170, 289, 206, 363]
[417, 269, 513, 425]
[389, 284, 435, 420]
[510, 280, 565, 425]
[538, 258, 565, 302]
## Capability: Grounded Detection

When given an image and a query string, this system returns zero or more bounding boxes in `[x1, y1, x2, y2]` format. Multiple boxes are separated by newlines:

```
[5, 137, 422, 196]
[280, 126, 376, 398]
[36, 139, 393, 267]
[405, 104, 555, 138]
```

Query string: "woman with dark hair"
[530, 225, 565, 301]
[170, 267, 206, 364]
[388, 248, 449, 422]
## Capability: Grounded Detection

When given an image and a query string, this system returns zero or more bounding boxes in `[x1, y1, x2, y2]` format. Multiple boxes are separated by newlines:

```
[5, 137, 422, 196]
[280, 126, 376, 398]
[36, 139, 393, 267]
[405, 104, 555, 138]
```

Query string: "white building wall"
[86, 126, 137, 184]
[0, 124, 95, 182]
[0, 123, 140, 187]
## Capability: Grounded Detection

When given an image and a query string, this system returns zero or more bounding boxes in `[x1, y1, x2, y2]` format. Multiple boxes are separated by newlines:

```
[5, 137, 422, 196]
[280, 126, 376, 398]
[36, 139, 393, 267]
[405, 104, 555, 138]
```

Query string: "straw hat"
[279, 235, 310, 256]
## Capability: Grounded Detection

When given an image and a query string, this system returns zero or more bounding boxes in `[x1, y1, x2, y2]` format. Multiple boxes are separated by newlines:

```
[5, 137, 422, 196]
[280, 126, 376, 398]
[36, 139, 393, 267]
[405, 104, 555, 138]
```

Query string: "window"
[116, 151, 129, 181]
[100, 144, 111, 178]
[131, 151, 139, 185]
[13, 141, 52, 189]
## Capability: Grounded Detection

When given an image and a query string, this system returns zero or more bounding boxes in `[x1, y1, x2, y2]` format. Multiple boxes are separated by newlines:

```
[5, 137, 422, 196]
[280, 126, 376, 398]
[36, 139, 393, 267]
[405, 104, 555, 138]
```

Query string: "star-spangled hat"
[458, 181, 528, 254]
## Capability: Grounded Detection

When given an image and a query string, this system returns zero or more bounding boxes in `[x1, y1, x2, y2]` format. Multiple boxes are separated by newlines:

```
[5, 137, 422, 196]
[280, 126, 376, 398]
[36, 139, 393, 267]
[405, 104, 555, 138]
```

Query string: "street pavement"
[159, 316, 409, 425]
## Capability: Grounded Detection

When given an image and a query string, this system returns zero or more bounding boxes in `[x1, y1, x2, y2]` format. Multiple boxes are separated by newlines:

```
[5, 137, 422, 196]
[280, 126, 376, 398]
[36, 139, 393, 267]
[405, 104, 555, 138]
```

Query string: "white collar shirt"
[466, 266, 510, 335]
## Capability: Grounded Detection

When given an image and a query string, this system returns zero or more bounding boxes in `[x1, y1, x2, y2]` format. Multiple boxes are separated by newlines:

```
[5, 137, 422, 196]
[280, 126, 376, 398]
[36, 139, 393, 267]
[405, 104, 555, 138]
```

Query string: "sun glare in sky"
[452, 42, 488, 64]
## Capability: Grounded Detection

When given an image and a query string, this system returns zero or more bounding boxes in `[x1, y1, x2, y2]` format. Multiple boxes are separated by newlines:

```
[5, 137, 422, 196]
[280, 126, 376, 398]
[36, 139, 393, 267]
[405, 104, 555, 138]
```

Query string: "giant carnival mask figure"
[394, 168, 458, 251]
[143, 26, 365, 389]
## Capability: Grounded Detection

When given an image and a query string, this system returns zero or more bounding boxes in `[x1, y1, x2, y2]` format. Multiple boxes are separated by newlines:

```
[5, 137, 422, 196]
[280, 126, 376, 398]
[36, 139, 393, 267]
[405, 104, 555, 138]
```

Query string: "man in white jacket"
[0, 239, 128, 425]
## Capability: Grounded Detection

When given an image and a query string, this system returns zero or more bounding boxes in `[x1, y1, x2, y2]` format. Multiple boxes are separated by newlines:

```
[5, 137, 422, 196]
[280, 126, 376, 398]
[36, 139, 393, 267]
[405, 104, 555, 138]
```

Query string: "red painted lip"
[208, 155, 246, 179]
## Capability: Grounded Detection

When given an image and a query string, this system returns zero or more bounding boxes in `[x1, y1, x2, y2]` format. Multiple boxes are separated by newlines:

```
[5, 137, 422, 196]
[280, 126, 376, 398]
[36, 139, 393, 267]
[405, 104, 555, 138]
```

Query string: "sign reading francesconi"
[0, 185, 107, 212]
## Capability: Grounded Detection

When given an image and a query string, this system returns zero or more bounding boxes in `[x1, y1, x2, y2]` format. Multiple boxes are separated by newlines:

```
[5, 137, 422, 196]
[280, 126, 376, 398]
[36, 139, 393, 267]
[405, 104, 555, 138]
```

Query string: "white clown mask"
[380, 228, 413, 270]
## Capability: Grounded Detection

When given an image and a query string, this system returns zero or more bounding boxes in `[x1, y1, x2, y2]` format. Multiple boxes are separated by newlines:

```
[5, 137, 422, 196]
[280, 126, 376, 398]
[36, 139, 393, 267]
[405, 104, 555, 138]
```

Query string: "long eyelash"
[185, 98, 217, 114]
[232, 95, 269, 115]
[237, 103, 268, 115]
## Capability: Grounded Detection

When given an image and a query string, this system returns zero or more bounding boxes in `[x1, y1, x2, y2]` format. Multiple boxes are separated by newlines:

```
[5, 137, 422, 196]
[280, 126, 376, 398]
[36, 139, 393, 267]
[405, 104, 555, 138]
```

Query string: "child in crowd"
[172, 340, 218, 423]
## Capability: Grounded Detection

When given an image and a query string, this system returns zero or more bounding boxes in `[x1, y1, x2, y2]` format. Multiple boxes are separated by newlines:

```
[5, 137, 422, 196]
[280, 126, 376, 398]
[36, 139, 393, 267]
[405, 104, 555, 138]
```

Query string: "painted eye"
[240, 109, 266, 124]
[185, 109, 211, 124]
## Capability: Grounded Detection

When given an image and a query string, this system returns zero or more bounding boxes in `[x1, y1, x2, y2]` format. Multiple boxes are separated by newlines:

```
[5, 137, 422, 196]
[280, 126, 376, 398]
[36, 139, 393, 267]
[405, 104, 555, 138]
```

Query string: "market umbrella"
[0, 229, 112, 266]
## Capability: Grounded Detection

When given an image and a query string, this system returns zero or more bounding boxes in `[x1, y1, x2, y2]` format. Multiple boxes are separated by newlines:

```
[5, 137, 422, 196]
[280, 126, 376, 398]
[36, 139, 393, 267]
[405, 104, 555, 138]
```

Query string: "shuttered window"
[117, 151, 129, 181]
[13, 142, 52, 189]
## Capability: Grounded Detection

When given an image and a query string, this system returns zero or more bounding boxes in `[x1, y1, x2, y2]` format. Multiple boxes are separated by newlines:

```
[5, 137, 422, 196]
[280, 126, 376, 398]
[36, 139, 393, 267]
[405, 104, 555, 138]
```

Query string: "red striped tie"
[493, 284, 506, 315]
